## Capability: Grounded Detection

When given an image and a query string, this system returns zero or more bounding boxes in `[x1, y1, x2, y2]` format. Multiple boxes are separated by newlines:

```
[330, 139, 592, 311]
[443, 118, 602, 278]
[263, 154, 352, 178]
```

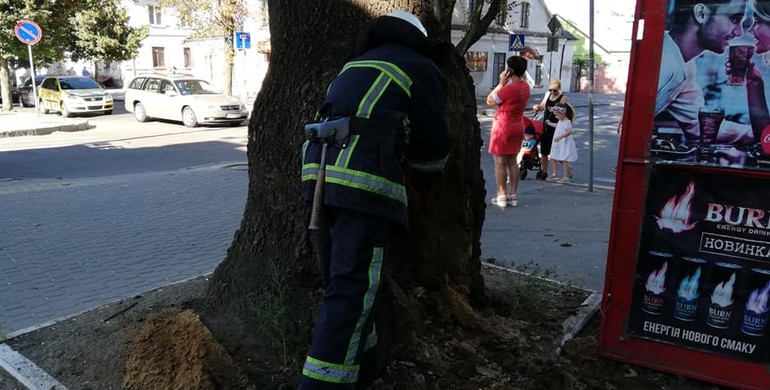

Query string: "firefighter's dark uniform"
[299, 12, 450, 390]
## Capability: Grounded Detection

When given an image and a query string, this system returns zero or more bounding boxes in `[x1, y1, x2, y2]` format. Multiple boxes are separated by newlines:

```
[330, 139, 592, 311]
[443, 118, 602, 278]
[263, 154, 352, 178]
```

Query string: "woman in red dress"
[486, 56, 530, 207]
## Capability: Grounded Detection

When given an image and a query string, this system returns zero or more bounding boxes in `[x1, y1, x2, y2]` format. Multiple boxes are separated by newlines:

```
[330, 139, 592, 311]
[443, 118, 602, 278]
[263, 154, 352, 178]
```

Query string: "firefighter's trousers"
[299, 206, 390, 389]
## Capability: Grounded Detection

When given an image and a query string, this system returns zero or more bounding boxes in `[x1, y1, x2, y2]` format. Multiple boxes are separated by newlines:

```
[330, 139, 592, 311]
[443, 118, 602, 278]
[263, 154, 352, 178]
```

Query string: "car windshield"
[173, 80, 219, 95]
[24, 77, 45, 87]
[59, 77, 101, 90]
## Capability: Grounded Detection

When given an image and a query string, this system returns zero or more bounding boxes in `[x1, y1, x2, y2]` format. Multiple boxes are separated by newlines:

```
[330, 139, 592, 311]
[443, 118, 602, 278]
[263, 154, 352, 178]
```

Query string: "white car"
[124, 74, 248, 127]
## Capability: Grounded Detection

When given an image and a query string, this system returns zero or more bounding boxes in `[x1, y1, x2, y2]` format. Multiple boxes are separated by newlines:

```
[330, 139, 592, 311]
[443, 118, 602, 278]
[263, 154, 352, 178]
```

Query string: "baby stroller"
[519, 116, 545, 180]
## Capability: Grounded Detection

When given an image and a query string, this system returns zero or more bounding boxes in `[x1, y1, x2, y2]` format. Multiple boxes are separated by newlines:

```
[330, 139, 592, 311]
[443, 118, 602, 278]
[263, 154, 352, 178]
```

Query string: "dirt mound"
[123, 308, 249, 390]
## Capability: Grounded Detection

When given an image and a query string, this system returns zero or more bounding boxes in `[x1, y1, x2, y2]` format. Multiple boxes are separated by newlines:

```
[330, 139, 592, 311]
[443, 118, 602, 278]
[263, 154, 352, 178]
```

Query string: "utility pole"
[588, 0, 595, 192]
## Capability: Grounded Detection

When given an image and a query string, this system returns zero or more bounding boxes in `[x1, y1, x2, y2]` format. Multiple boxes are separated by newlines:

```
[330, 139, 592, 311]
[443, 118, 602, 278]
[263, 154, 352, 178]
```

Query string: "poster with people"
[628, 166, 770, 362]
[465, 51, 488, 72]
[652, 0, 770, 170]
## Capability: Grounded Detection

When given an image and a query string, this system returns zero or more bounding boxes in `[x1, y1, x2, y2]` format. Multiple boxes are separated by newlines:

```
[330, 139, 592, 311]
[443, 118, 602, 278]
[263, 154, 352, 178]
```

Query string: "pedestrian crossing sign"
[509, 34, 525, 52]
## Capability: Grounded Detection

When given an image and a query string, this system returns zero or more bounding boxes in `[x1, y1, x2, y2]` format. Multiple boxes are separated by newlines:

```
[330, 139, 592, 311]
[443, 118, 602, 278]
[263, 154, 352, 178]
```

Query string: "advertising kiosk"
[599, 0, 770, 388]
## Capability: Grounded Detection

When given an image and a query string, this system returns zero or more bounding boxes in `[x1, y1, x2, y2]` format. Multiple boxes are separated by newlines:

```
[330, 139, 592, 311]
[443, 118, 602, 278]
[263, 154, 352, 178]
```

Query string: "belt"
[304, 117, 397, 146]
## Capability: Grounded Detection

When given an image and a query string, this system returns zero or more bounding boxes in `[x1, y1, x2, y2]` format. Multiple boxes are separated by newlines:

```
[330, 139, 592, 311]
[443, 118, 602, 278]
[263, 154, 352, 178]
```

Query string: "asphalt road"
[0, 103, 248, 180]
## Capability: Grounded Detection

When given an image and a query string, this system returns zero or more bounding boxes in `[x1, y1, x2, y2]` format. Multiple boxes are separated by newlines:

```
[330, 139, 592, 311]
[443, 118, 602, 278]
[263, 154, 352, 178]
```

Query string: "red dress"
[488, 80, 530, 156]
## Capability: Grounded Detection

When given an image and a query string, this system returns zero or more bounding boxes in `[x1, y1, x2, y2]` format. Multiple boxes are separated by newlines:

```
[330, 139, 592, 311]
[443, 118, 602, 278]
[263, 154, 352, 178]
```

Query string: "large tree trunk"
[0, 58, 13, 112]
[201, 0, 486, 384]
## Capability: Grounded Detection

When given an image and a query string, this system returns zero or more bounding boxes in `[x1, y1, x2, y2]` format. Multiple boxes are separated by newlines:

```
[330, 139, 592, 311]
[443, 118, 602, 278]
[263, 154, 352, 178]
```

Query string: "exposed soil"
[0, 268, 727, 390]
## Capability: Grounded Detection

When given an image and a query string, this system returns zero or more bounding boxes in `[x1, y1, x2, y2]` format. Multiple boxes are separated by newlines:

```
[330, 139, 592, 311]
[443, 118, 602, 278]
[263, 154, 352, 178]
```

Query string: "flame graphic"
[746, 281, 770, 315]
[645, 262, 668, 295]
[656, 181, 697, 233]
[711, 273, 736, 307]
[678, 267, 701, 301]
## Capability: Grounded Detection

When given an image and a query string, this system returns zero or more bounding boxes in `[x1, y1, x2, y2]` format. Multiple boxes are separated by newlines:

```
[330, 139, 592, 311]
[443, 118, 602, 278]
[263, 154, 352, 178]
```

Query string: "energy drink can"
[640, 251, 673, 315]
[706, 262, 741, 330]
[673, 257, 707, 322]
[741, 268, 770, 336]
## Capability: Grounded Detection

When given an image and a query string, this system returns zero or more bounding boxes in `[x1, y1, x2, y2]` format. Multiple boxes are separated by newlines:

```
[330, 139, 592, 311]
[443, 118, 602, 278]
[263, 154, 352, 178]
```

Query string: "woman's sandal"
[507, 194, 518, 207]
[490, 195, 508, 208]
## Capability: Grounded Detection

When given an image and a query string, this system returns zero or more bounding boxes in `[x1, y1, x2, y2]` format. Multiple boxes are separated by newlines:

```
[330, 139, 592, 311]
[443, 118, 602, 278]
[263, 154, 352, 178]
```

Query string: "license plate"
[226, 113, 243, 119]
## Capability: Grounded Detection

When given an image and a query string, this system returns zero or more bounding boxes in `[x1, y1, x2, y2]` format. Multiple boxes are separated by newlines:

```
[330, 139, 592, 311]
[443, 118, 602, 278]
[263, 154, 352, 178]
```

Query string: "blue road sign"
[508, 34, 525, 52]
[234, 32, 251, 49]
[15, 20, 42, 45]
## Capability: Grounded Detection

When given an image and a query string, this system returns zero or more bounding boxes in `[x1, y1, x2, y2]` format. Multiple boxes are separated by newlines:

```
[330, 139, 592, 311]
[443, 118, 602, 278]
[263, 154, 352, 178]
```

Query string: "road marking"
[0, 344, 68, 390]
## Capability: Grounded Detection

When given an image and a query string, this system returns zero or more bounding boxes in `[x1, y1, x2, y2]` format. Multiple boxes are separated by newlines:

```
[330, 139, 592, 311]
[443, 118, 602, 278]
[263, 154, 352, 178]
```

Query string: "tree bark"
[201, 0, 486, 383]
[0, 58, 12, 112]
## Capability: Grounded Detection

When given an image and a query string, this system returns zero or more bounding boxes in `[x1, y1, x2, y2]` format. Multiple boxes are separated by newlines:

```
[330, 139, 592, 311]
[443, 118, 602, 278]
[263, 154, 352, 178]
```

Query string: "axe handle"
[308, 143, 327, 230]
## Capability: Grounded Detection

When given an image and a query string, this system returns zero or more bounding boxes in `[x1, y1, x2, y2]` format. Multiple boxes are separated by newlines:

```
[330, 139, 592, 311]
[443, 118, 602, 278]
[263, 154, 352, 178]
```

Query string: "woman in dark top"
[533, 79, 569, 179]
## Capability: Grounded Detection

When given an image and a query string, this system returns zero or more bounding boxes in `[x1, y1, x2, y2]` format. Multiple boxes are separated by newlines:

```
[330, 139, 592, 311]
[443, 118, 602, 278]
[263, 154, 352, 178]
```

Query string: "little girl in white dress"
[548, 104, 578, 183]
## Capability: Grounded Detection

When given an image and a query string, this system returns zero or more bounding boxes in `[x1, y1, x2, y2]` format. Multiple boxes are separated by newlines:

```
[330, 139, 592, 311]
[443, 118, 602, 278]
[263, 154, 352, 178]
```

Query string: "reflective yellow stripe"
[302, 164, 406, 204]
[345, 247, 384, 364]
[357, 73, 392, 118]
[341, 60, 412, 97]
[302, 356, 359, 383]
[335, 135, 360, 168]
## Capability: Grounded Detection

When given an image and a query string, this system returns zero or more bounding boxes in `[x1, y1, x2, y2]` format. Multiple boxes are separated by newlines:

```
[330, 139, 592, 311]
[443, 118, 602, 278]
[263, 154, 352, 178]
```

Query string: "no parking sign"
[14, 20, 42, 45]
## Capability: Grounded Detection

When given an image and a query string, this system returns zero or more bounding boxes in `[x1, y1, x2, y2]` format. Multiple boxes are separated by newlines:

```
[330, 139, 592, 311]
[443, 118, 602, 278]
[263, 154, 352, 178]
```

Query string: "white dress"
[549, 119, 578, 162]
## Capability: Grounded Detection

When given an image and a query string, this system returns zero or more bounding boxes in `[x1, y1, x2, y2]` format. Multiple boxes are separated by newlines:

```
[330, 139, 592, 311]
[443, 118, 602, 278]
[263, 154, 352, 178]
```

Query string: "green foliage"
[561, 22, 604, 78]
[71, 0, 148, 63]
[0, 0, 145, 65]
[157, 0, 245, 62]
[246, 260, 312, 370]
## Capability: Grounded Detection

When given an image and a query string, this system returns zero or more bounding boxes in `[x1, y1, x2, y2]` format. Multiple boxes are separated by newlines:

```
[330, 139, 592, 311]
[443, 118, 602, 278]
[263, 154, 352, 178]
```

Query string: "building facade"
[452, 0, 576, 97]
[118, 0, 270, 103]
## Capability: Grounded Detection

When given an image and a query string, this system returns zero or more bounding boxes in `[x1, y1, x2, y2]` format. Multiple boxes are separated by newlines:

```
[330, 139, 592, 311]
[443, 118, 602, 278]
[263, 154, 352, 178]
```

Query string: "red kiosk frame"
[599, 1, 770, 389]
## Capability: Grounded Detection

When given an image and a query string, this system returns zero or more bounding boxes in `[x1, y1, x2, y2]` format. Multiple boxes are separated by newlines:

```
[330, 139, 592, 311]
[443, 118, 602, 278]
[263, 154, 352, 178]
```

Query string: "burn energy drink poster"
[629, 166, 770, 362]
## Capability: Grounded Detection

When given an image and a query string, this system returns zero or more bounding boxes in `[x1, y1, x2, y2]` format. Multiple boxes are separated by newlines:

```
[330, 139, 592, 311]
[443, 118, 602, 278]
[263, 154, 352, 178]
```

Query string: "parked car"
[38, 76, 113, 117]
[124, 74, 248, 127]
[0, 84, 20, 105]
[18, 75, 46, 107]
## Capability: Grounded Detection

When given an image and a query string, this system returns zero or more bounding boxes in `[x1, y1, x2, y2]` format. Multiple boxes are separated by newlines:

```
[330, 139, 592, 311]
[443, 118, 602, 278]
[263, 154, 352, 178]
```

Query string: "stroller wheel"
[521, 169, 528, 180]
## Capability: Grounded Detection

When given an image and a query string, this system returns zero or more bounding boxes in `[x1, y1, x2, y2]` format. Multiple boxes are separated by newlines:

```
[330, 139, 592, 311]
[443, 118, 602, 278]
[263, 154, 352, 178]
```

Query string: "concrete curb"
[0, 120, 90, 138]
[481, 262, 602, 354]
[0, 344, 68, 390]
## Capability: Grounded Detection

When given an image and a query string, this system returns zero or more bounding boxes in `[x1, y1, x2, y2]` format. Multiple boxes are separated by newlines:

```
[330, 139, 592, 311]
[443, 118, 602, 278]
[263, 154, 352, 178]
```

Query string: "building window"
[183, 48, 192, 68]
[148, 5, 163, 25]
[496, 5, 507, 25]
[535, 58, 543, 86]
[492, 53, 506, 86]
[468, 0, 476, 14]
[152, 47, 165, 68]
[520, 2, 530, 29]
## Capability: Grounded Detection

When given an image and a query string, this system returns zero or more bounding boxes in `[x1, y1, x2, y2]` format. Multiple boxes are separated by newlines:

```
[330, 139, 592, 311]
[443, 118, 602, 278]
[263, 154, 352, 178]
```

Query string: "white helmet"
[387, 10, 428, 37]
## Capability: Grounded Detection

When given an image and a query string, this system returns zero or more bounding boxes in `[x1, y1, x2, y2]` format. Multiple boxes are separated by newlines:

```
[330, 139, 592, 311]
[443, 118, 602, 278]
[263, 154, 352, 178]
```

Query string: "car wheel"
[21, 98, 32, 108]
[60, 102, 71, 118]
[103, 110, 113, 115]
[39, 99, 49, 114]
[134, 103, 149, 122]
[182, 106, 198, 128]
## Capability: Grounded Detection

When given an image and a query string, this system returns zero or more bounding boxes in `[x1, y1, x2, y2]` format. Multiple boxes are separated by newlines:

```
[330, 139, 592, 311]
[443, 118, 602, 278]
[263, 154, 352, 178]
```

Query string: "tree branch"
[455, 0, 509, 55]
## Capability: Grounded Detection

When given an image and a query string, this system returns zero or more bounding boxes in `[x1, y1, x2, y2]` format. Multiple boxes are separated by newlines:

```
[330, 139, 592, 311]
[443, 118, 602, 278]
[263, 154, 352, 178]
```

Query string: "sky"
[542, 0, 637, 51]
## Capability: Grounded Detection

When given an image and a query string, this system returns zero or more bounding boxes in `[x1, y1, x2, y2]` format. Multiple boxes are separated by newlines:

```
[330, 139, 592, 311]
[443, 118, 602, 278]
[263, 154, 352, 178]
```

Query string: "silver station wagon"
[124, 73, 248, 127]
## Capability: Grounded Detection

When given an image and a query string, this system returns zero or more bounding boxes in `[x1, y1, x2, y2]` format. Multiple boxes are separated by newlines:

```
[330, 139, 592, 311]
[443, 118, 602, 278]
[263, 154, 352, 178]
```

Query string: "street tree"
[157, 0, 247, 96]
[70, 0, 148, 81]
[0, 0, 79, 111]
[455, 0, 520, 54]
[0, 0, 146, 111]
[174, 0, 510, 385]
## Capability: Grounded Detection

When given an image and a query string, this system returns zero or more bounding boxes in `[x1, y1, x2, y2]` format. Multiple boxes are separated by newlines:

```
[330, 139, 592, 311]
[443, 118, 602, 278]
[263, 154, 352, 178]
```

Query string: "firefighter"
[299, 10, 450, 390]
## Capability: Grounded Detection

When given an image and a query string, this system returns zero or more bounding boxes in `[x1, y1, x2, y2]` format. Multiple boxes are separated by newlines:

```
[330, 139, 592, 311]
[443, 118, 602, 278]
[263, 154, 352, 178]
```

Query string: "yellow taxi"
[38, 76, 114, 117]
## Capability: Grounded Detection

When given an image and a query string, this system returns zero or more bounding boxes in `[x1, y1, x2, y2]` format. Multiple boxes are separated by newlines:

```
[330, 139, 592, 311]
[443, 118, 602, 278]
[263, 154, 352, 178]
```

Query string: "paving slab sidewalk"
[0, 110, 90, 138]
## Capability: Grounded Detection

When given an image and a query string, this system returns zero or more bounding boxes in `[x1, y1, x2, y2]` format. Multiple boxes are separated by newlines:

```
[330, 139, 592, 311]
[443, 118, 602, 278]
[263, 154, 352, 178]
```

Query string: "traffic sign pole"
[15, 20, 42, 117]
[28, 45, 38, 117]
